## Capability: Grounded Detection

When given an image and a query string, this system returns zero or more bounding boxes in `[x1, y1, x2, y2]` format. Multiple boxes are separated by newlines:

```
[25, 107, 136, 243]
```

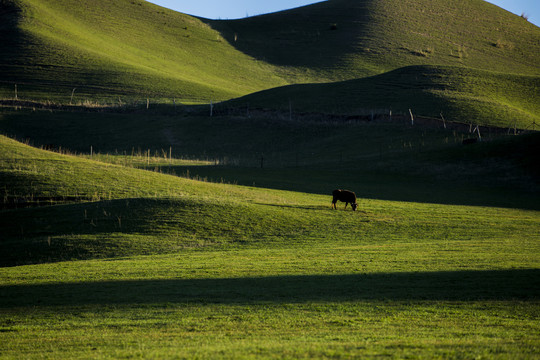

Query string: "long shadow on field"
[1, 269, 538, 308]
[0, 198, 227, 266]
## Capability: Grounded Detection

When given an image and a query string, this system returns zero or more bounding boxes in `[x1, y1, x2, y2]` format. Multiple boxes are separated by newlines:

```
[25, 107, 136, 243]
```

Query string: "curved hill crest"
[0, 0, 538, 126]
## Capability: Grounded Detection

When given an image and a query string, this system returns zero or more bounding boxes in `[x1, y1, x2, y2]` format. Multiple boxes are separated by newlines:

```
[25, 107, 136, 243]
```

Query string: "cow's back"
[333, 189, 356, 201]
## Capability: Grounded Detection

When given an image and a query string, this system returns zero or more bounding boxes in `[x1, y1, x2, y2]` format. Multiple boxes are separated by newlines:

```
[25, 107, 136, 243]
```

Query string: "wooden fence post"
[440, 112, 447, 129]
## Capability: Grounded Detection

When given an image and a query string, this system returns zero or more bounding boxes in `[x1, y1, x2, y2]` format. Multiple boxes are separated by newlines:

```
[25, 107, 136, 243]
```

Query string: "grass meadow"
[1, 107, 539, 358]
[1, 0, 539, 357]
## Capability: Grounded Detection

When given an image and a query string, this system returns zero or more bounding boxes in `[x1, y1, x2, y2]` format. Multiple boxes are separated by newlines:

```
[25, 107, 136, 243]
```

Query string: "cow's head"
[352, 203, 358, 211]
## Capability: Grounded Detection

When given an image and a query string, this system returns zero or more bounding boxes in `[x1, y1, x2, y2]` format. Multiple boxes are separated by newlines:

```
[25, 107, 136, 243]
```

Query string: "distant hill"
[0, 0, 288, 102]
[210, 0, 540, 79]
[0, 0, 538, 126]
[227, 65, 540, 129]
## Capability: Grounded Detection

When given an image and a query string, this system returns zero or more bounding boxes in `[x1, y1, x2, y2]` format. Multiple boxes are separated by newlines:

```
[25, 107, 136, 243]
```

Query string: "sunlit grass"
[1, 0, 539, 356]
[1, 133, 539, 358]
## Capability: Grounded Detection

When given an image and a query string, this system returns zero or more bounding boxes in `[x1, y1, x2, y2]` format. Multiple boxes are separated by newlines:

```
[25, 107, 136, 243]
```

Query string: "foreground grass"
[1, 134, 539, 358]
[1, 244, 539, 358]
[2, 198, 540, 358]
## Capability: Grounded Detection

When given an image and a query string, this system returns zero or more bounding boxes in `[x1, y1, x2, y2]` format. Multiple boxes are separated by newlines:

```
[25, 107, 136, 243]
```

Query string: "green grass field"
[1, 113, 539, 357]
[1, 0, 540, 357]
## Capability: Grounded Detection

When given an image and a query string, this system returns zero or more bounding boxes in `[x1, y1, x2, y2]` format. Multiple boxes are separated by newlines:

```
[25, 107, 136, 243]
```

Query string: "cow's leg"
[332, 195, 339, 209]
[344, 202, 349, 209]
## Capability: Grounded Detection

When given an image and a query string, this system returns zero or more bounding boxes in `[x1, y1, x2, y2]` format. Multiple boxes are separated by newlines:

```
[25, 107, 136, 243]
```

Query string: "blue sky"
[146, 0, 540, 25]
[486, 0, 539, 25]
[147, 0, 539, 26]
[147, 1, 325, 19]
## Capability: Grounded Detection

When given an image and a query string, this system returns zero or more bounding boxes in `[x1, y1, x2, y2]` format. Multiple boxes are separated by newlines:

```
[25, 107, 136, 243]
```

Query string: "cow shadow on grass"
[1, 269, 538, 308]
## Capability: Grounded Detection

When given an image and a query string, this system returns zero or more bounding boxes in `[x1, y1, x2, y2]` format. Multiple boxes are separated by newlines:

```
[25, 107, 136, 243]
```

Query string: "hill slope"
[1, 133, 538, 268]
[1, 0, 539, 105]
[227, 65, 540, 128]
[0, 134, 323, 265]
[211, 0, 540, 79]
[0, 0, 287, 102]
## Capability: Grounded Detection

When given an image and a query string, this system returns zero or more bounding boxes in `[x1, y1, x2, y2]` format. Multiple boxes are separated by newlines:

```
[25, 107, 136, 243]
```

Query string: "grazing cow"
[332, 189, 358, 211]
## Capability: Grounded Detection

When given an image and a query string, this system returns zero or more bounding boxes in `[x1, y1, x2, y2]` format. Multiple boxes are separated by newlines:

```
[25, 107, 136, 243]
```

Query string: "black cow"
[332, 189, 358, 211]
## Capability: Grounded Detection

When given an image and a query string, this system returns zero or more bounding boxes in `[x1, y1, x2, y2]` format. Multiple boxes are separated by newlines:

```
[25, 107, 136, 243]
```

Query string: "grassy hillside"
[0, 0, 288, 102]
[211, 0, 540, 79]
[226, 65, 540, 128]
[1, 108, 538, 208]
[0, 133, 319, 264]
[2, 119, 539, 266]
[1, 0, 539, 113]
[1, 131, 538, 266]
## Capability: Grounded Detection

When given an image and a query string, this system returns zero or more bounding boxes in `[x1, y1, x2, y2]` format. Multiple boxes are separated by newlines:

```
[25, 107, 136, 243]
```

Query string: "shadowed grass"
[1, 270, 538, 307]
[226, 65, 540, 129]
[3, 107, 537, 210]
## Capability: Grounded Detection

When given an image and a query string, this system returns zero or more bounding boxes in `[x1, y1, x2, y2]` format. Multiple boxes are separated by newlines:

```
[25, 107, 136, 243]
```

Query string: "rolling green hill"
[211, 0, 540, 78]
[0, 0, 288, 102]
[227, 65, 540, 128]
[1, 0, 539, 124]
[1, 1, 539, 357]
[1, 134, 539, 359]
[0, 133, 323, 265]
[1, 131, 538, 266]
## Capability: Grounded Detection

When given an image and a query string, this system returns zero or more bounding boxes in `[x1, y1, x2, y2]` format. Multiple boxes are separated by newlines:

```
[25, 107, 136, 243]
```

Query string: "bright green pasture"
[1, 193, 540, 358]
[1, 207, 539, 358]
[1, 133, 540, 358]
